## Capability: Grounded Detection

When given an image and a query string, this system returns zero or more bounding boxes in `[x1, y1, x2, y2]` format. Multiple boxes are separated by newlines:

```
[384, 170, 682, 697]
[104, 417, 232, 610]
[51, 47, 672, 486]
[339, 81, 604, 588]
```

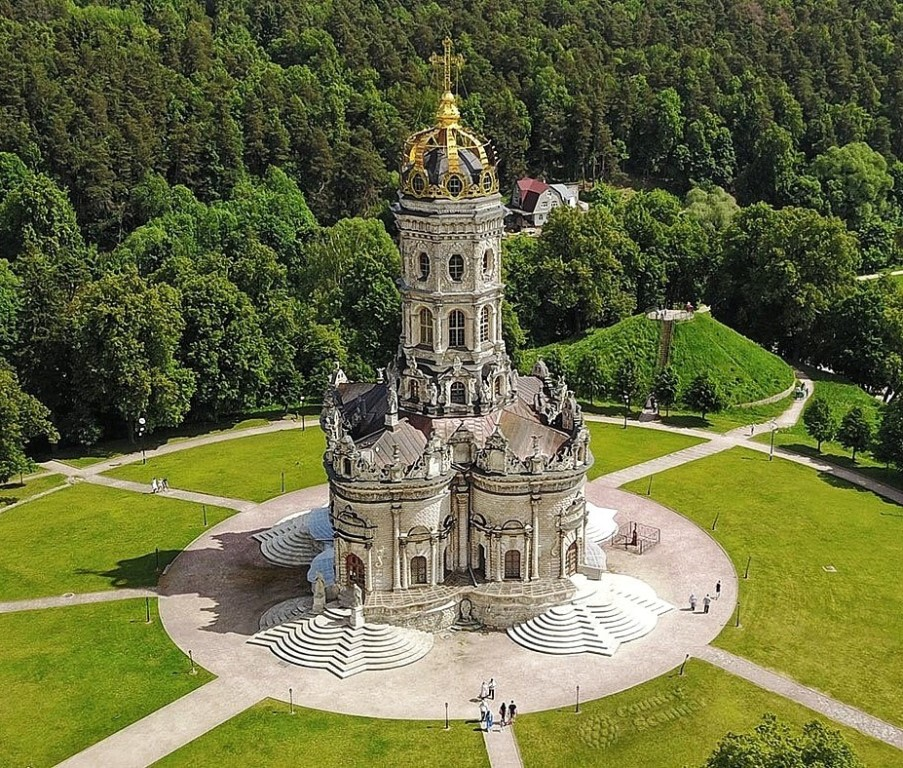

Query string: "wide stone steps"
[258, 597, 313, 631]
[249, 607, 433, 678]
[507, 574, 673, 657]
[253, 511, 322, 568]
[585, 503, 618, 544]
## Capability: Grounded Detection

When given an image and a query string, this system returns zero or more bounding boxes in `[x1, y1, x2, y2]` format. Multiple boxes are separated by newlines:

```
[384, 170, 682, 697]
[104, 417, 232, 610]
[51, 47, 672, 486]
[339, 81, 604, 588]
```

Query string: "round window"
[446, 174, 464, 197]
[481, 171, 494, 193]
[411, 172, 427, 195]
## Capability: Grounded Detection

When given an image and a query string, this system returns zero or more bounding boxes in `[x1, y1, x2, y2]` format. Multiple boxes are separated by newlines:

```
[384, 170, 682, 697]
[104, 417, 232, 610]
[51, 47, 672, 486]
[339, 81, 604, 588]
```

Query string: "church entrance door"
[566, 541, 578, 575]
[346, 553, 365, 591]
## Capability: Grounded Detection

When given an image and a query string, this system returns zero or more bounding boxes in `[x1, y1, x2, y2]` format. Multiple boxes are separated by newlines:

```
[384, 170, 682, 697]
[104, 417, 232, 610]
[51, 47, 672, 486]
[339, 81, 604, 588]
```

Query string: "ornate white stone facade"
[318, 78, 593, 630]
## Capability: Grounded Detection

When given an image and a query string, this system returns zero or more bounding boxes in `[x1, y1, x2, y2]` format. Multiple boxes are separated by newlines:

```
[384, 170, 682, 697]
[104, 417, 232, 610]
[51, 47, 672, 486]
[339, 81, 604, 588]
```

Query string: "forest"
[2, 0, 903, 472]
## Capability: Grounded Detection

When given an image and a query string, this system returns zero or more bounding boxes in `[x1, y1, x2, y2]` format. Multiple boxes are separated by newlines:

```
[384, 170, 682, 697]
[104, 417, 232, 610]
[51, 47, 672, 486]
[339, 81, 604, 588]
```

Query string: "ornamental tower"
[394, 39, 514, 417]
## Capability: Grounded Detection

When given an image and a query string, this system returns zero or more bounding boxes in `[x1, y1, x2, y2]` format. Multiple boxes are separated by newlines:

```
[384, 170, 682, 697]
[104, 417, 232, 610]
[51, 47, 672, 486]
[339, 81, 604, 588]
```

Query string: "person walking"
[715, 580, 722, 600]
[499, 701, 507, 727]
[151, 478, 158, 493]
[703, 594, 711, 614]
[689, 593, 697, 612]
[479, 700, 488, 725]
[508, 700, 517, 724]
[479, 680, 489, 700]
[485, 709, 494, 732]
[488, 677, 496, 700]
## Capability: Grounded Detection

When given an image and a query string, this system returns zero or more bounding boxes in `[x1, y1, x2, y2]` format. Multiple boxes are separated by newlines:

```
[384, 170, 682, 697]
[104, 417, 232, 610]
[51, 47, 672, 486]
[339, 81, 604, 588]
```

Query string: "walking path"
[0, 587, 158, 615]
[696, 646, 903, 751]
[858, 268, 903, 281]
[55, 677, 264, 768]
[11, 382, 901, 766]
[483, 725, 524, 768]
[85, 473, 257, 513]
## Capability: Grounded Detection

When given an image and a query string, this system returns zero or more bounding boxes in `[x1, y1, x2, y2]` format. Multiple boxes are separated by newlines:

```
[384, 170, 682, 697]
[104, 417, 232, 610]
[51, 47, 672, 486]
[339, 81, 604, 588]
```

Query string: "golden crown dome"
[400, 40, 499, 201]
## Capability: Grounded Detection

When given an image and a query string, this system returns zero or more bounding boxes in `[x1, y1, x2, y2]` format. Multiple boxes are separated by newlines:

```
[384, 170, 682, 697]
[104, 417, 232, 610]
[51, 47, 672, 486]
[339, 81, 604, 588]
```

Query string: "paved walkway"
[85, 473, 256, 513]
[483, 724, 523, 768]
[594, 437, 733, 487]
[696, 646, 903, 751]
[55, 677, 264, 768]
[0, 587, 158, 615]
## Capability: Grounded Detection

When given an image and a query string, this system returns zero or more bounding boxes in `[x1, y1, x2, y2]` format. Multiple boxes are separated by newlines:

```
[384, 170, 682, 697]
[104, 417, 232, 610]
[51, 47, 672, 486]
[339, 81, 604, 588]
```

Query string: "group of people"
[478, 678, 517, 732]
[150, 477, 169, 493]
[689, 580, 721, 613]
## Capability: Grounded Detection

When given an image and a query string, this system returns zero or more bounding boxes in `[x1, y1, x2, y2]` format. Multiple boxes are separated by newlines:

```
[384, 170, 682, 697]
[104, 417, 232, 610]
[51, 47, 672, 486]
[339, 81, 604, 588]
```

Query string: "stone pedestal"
[349, 605, 365, 629]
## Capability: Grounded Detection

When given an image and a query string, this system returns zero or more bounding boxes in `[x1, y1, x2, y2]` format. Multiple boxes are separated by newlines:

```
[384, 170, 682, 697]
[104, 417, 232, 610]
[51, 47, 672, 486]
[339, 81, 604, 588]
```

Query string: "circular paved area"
[158, 480, 737, 719]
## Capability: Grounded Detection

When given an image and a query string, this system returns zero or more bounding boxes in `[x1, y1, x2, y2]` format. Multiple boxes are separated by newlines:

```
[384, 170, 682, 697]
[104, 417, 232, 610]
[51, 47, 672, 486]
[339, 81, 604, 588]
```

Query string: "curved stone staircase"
[253, 507, 329, 568]
[249, 606, 434, 678]
[507, 573, 673, 656]
[585, 503, 618, 544]
[258, 597, 313, 631]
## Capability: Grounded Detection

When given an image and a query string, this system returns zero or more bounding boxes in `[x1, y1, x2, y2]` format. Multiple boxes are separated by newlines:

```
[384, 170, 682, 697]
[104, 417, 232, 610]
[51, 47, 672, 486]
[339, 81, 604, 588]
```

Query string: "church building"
[319, 41, 594, 630]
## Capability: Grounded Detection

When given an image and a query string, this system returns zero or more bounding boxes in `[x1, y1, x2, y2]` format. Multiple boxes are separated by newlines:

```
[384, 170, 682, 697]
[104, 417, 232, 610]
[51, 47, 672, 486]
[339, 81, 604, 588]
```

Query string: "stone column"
[559, 528, 567, 579]
[392, 505, 402, 590]
[430, 533, 439, 586]
[365, 542, 373, 594]
[495, 530, 503, 581]
[400, 539, 408, 589]
[456, 481, 469, 570]
[523, 529, 532, 583]
[435, 303, 446, 353]
[530, 492, 541, 580]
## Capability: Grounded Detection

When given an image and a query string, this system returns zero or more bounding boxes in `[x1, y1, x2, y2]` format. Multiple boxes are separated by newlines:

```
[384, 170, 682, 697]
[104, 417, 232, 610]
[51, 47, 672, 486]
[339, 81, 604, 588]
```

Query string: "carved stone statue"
[312, 572, 326, 614]
[427, 380, 439, 406]
[532, 359, 550, 380]
[387, 381, 398, 413]
[352, 581, 363, 608]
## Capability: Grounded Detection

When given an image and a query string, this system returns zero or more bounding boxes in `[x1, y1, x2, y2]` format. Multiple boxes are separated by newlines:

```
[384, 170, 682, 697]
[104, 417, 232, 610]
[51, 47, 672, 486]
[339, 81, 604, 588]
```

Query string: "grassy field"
[152, 699, 489, 768]
[523, 312, 794, 406]
[103, 428, 327, 503]
[623, 448, 903, 728]
[0, 600, 211, 768]
[0, 472, 66, 507]
[517, 660, 902, 767]
[586, 422, 706, 480]
[0, 483, 232, 600]
[755, 376, 903, 488]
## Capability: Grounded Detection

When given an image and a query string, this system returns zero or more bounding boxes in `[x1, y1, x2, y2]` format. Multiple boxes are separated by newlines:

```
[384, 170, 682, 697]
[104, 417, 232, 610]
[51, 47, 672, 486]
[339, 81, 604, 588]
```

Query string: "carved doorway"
[411, 555, 428, 585]
[504, 549, 521, 580]
[346, 553, 365, 591]
[566, 540, 578, 575]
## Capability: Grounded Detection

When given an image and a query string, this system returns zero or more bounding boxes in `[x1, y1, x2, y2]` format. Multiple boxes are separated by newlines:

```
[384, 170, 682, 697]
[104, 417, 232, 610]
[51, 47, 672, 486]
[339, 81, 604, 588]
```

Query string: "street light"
[622, 394, 630, 429]
[769, 420, 778, 461]
[299, 394, 306, 431]
[137, 416, 147, 464]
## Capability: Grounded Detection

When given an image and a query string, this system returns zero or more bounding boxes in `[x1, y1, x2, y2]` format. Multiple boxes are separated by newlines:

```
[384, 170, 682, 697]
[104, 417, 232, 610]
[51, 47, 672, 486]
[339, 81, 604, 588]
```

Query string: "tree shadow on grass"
[660, 415, 710, 429]
[76, 549, 183, 589]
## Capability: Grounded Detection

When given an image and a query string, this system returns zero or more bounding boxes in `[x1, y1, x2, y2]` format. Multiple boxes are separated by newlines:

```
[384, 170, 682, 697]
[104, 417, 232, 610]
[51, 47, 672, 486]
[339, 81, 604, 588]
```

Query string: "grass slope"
[0, 600, 211, 768]
[0, 473, 65, 507]
[586, 422, 706, 480]
[0, 483, 232, 601]
[623, 448, 903, 728]
[756, 374, 902, 488]
[517, 660, 901, 767]
[523, 312, 794, 406]
[103, 428, 327, 503]
[152, 700, 489, 768]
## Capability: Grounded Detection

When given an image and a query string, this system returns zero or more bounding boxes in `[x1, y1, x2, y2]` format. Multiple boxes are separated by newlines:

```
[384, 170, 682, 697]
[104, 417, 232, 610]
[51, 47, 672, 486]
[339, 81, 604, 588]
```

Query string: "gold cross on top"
[430, 37, 464, 93]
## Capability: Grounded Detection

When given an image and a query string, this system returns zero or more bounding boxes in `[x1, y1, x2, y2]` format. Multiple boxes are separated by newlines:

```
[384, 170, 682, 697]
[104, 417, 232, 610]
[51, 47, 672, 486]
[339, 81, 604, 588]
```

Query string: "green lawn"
[102, 428, 327, 503]
[152, 699, 489, 768]
[0, 600, 212, 768]
[586, 422, 706, 480]
[517, 660, 902, 767]
[623, 448, 903, 728]
[0, 483, 232, 601]
[0, 473, 66, 507]
[754, 376, 903, 489]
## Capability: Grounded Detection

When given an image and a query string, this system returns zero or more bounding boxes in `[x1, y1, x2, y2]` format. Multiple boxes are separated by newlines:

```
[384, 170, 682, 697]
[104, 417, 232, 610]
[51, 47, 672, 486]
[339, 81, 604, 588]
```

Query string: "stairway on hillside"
[657, 319, 674, 370]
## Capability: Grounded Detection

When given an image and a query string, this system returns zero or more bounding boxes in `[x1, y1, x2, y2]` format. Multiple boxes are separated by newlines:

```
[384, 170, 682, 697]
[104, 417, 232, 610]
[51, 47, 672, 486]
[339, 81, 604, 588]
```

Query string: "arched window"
[480, 306, 492, 343]
[343, 458, 353, 476]
[504, 549, 521, 580]
[409, 379, 420, 401]
[494, 376, 503, 396]
[448, 310, 465, 348]
[419, 308, 434, 348]
[418, 252, 430, 280]
[411, 555, 428, 585]
[450, 381, 466, 404]
[482, 250, 493, 276]
[448, 254, 464, 282]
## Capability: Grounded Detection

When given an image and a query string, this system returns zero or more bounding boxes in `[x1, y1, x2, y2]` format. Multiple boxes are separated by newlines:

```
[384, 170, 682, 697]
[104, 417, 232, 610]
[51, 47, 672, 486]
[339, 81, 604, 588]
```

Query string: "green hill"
[521, 312, 794, 406]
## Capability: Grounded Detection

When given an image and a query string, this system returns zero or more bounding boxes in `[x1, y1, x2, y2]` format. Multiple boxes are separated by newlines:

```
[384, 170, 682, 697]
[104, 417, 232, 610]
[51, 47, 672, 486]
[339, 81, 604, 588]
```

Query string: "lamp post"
[299, 394, 306, 431]
[137, 416, 147, 464]
[769, 420, 778, 461]
[622, 394, 629, 429]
